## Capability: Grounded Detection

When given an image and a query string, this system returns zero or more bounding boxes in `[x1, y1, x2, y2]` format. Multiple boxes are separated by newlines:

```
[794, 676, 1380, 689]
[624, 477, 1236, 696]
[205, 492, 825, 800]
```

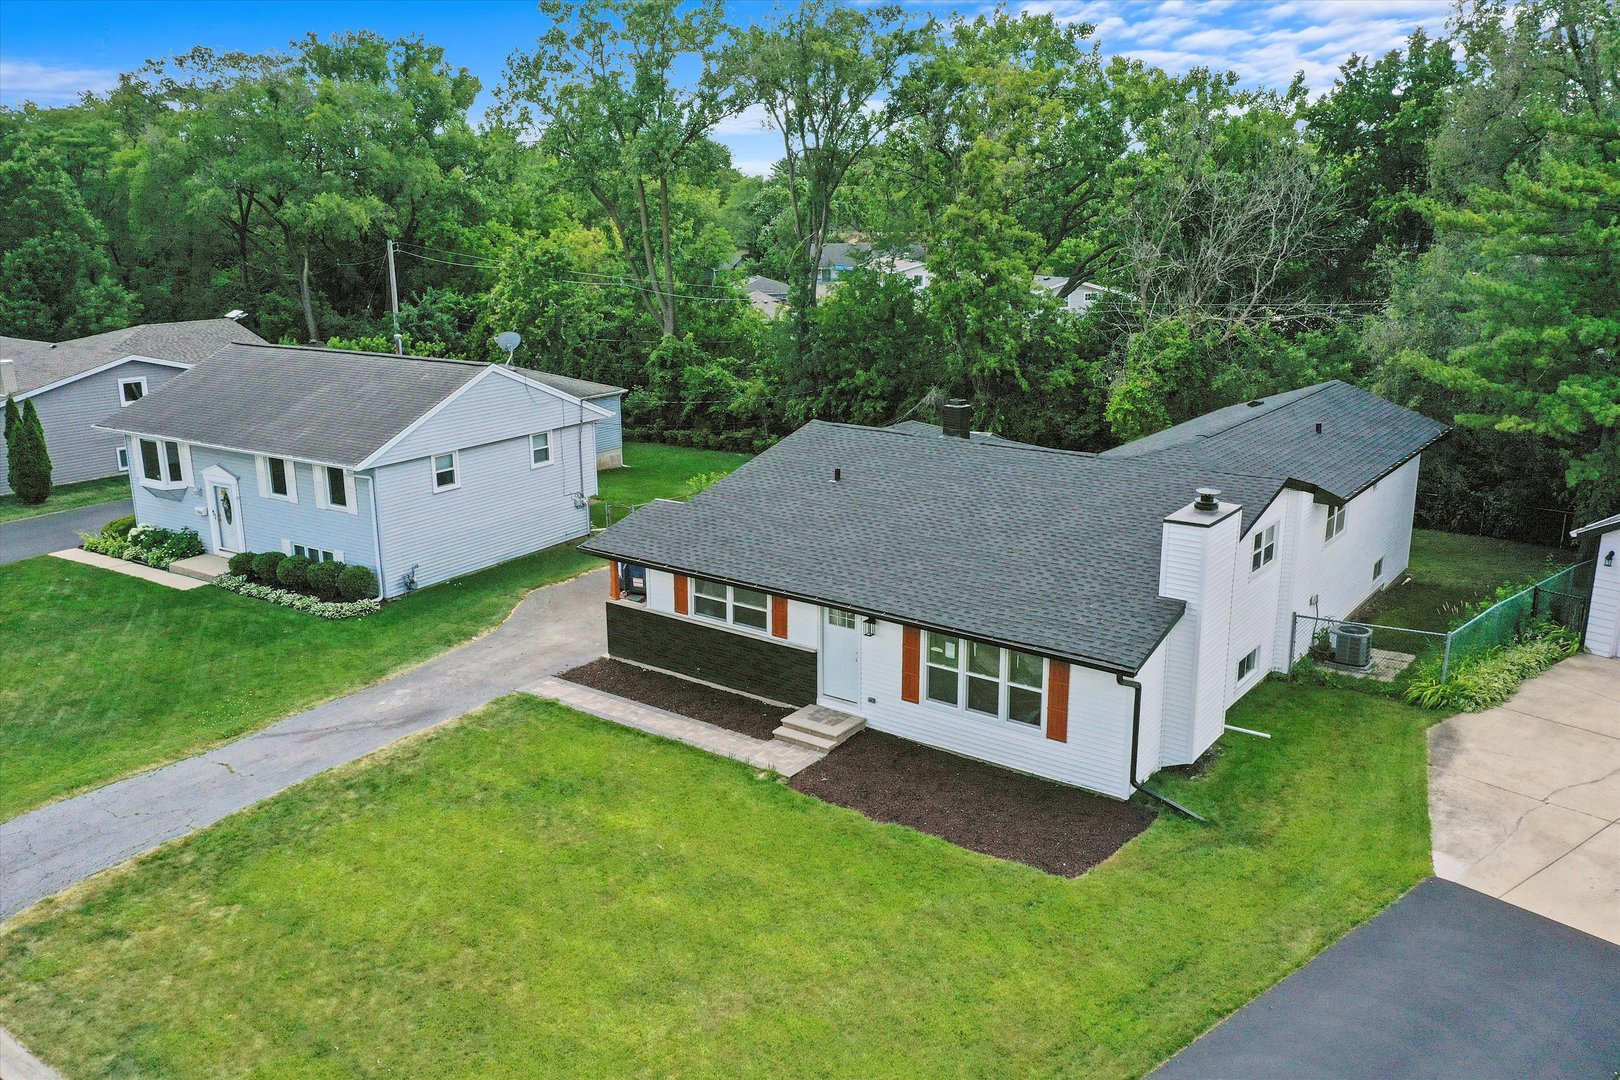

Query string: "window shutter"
[901, 625, 920, 703]
[1046, 661, 1070, 743]
[771, 596, 788, 639]
[609, 560, 621, 601]
[674, 574, 689, 615]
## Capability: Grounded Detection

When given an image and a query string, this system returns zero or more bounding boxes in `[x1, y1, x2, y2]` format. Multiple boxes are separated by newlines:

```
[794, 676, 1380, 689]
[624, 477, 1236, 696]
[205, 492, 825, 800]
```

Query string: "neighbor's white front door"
[821, 607, 861, 703]
[203, 466, 244, 554]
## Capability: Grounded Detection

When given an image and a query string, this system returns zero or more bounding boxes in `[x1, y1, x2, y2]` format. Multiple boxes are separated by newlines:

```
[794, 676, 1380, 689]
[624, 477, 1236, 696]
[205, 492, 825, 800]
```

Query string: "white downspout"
[365, 472, 387, 598]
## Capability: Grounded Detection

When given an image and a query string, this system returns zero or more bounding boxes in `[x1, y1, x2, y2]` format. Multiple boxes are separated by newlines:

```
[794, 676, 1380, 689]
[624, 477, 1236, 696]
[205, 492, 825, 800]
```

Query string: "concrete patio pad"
[1429, 652, 1620, 943]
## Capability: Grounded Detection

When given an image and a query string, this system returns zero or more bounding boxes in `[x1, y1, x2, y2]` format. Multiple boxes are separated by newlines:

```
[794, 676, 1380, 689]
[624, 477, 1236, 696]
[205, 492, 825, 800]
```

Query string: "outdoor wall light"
[1606, 549, 1614, 567]
[863, 616, 877, 637]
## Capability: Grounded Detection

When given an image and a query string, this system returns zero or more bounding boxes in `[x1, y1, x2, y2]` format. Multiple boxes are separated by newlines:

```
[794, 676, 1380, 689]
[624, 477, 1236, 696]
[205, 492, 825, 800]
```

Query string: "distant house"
[0, 319, 266, 496]
[97, 344, 607, 598]
[805, 243, 1117, 313]
[1571, 513, 1620, 659]
[745, 275, 790, 318]
[521, 370, 628, 469]
[583, 383, 1446, 799]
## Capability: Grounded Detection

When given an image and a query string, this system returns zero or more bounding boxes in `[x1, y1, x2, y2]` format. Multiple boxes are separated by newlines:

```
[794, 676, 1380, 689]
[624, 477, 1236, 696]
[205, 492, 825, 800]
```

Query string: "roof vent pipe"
[831, 467, 842, 483]
[1194, 487, 1221, 512]
[941, 398, 972, 439]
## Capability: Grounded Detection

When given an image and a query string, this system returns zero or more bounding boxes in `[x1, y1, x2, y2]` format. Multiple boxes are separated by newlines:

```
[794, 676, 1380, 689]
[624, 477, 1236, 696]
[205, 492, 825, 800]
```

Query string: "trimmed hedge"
[338, 564, 379, 601]
[306, 560, 342, 600]
[251, 551, 286, 586]
[102, 515, 137, 539]
[214, 575, 380, 619]
[277, 555, 313, 592]
[217, 548, 383, 611]
[228, 551, 257, 578]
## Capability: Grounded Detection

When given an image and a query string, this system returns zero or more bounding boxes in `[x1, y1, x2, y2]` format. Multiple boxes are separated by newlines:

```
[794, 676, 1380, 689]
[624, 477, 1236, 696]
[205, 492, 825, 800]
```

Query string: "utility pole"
[386, 238, 403, 355]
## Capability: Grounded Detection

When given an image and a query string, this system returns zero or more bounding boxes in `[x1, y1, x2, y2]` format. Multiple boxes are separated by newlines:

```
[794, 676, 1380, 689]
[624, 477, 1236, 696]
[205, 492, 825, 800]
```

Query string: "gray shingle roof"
[523, 370, 626, 400]
[583, 383, 1447, 673]
[96, 343, 488, 467]
[0, 319, 267, 394]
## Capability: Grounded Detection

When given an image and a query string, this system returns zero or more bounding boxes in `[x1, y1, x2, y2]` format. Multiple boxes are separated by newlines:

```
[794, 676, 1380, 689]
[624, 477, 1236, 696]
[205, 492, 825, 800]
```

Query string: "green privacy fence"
[1444, 560, 1595, 675]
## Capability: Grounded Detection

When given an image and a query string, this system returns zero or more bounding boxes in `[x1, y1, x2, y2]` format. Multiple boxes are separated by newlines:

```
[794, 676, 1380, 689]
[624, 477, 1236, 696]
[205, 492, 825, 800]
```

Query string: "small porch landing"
[774, 704, 866, 752]
[169, 553, 231, 582]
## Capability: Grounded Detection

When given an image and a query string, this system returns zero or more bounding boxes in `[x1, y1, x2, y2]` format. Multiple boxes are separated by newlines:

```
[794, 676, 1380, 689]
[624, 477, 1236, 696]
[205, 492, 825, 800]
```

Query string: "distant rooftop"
[0, 319, 267, 395]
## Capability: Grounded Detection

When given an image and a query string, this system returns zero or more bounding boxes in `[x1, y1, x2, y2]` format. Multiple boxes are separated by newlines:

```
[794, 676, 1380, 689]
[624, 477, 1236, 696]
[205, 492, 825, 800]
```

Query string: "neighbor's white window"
[432, 452, 459, 491]
[1251, 524, 1278, 571]
[256, 455, 297, 503]
[926, 632, 1044, 728]
[314, 465, 356, 513]
[530, 432, 552, 467]
[116, 446, 129, 473]
[118, 376, 147, 406]
[691, 578, 769, 631]
[1325, 503, 1347, 541]
[1237, 649, 1259, 681]
[137, 437, 188, 488]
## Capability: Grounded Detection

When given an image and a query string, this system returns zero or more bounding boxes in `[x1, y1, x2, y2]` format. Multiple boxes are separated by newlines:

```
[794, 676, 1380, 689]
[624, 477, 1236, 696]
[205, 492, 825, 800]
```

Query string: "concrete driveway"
[0, 567, 606, 920]
[0, 499, 132, 565]
[1428, 652, 1620, 943]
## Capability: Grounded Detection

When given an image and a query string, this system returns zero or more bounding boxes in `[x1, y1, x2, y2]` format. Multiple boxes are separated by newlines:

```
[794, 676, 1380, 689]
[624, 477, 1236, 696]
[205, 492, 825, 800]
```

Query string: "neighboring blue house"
[524, 371, 628, 469]
[0, 319, 266, 495]
[97, 343, 607, 598]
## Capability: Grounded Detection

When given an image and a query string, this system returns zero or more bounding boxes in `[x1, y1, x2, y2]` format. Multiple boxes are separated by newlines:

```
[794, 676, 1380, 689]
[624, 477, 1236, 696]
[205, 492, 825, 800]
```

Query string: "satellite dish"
[496, 331, 522, 364]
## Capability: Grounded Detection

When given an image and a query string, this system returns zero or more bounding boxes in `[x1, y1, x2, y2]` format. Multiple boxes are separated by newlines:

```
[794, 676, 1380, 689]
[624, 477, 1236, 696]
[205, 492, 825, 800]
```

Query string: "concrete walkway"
[0, 1026, 62, 1080]
[0, 498, 131, 565]
[0, 568, 608, 921]
[528, 676, 826, 777]
[49, 547, 210, 590]
[1428, 652, 1620, 943]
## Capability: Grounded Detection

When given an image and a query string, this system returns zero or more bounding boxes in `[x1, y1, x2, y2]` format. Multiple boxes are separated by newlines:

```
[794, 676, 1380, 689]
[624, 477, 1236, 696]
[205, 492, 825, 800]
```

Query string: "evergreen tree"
[4, 392, 20, 495]
[11, 398, 52, 504]
[3, 392, 17, 440]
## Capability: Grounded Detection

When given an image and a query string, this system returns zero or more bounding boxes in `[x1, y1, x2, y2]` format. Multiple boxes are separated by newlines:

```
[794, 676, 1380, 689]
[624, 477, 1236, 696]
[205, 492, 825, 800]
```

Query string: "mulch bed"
[559, 657, 793, 741]
[789, 731, 1157, 877]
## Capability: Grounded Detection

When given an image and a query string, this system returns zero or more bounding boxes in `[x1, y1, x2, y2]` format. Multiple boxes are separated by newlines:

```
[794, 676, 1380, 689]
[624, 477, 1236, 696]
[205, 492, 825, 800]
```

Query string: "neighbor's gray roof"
[1571, 513, 1620, 539]
[524, 370, 625, 400]
[0, 319, 267, 395]
[96, 343, 489, 468]
[584, 383, 1447, 673]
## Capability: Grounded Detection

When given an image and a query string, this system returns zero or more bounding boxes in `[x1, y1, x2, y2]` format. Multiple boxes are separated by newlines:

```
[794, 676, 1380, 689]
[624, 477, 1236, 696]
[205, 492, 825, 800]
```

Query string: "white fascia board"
[90, 425, 353, 472]
[488, 364, 614, 419]
[17, 353, 191, 400]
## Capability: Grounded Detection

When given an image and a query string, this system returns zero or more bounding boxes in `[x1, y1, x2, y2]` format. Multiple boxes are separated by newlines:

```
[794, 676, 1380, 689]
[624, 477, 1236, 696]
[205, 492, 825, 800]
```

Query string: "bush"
[1404, 622, 1581, 712]
[251, 551, 286, 585]
[214, 574, 380, 619]
[306, 560, 343, 600]
[228, 551, 257, 578]
[79, 531, 132, 560]
[277, 555, 313, 592]
[121, 524, 203, 570]
[338, 564, 379, 601]
[102, 515, 136, 538]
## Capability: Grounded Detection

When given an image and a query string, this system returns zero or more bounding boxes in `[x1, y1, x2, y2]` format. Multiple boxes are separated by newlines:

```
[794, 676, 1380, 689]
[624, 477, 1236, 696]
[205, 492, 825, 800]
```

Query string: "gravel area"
[789, 731, 1157, 876]
[559, 657, 793, 741]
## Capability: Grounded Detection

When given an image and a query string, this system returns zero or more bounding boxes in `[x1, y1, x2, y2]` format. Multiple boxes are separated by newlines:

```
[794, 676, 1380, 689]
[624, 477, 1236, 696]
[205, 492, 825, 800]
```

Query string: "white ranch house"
[583, 383, 1447, 799]
[1572, 513, 1620, 659]
[97, 343, 606, 598]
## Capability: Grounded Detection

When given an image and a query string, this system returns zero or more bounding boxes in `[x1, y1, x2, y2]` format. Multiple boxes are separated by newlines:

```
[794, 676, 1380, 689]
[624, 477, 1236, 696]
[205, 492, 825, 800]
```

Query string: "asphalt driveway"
[1429, 652, 1620, 942]
[0, 567, 607, 920]
[0, 499, 132, 565]
[1153, 877, 1620, 1079]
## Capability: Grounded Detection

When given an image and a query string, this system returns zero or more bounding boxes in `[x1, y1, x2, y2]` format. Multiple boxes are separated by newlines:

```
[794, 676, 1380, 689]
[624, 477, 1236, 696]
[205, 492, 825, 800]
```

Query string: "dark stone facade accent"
[605, 602, 817, 706]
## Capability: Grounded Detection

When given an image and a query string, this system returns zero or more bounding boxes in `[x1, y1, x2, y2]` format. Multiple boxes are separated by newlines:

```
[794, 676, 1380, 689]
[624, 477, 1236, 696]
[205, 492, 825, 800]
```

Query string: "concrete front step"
[773, 703, 866, 752]
[168, 553, 231, 582]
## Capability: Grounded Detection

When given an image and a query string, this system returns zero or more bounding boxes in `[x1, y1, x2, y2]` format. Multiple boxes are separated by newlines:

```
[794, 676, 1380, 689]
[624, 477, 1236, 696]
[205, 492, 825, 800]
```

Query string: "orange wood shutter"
[771, 596, 788, 639]
[608, 560, 621, 600]
[1046, 661, 1070, 743]
[901, 626, 921, 703]
[674, 574, 689, 614]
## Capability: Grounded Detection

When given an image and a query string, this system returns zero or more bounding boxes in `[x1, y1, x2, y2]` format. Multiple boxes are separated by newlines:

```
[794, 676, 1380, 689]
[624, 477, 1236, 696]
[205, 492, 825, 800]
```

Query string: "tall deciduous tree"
[502, 0, 738, 337]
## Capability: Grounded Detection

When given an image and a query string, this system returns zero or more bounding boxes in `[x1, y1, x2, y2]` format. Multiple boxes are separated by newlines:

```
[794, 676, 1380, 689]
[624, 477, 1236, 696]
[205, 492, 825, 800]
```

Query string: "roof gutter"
[1118, 674, 1206, 822]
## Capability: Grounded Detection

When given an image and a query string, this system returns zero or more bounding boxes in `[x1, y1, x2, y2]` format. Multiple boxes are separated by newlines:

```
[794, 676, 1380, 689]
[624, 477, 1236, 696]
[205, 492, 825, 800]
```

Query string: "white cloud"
[0, 58, 119, 104]
[713, 102, 773, 136]
[729, 157, 779, 178]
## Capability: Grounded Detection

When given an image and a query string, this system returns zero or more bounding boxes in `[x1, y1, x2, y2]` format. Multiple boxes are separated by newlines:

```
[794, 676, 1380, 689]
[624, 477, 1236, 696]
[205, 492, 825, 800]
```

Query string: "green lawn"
[0, 682, 1431, 1078]
[594, 441, 753, 526]
[0, 475, 130, 525]
[1357, 528, 1578, 633]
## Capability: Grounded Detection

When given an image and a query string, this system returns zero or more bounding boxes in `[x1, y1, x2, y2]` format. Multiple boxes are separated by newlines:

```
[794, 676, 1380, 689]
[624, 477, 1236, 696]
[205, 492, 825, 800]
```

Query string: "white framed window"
[925, 632, 1044, 728]
[116, 446, 129, 473]
[285, 541, 341, 563]
[1373, 557, 1384, 581]
[530, 432, 552, 468]
[691, 578, 769, 632]
[432, 452, 459, 491]
[1325, 503, 1347, 542]
[255, 455, 297, 503]
[118, 376, 147, 406]
[1237, 649, 1259, 681]
[1251, 524, 1277, 572]
[137, 437, 189, 489]
[314, 465, 356, 513]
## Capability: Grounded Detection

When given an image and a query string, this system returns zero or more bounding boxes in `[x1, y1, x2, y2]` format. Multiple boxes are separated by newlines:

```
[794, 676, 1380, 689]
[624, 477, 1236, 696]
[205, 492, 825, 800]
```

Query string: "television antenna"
[496, 331, 522, 365]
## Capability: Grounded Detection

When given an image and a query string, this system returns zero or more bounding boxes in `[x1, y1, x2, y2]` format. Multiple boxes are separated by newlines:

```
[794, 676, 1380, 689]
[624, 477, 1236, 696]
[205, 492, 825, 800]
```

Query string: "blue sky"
[0, 0, 1455, 175]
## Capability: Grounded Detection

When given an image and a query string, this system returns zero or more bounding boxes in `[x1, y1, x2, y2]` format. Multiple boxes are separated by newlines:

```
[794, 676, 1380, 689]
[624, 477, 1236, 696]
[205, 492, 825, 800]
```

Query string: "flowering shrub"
[79, 525, 203, 570]
[214, 575, 380, 619]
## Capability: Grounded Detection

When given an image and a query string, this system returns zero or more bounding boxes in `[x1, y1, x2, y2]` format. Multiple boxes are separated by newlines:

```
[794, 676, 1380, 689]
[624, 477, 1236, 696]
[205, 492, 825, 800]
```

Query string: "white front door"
[204, 468, 244, 554]
[821, 607, 861, 703]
